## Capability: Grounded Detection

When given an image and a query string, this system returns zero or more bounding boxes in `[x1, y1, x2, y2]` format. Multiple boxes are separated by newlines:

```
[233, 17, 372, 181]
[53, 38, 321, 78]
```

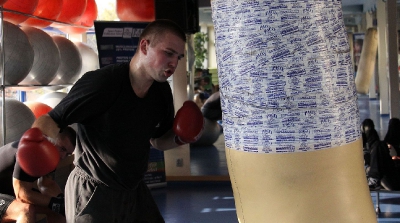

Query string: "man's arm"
[151, 101, 204, 151]
[31, 114, 60, 139]
[13, 176, 65, 216]
[37, 172, 63, 197]
[150, 129, 181, 151]
[13, 177, 53, 207]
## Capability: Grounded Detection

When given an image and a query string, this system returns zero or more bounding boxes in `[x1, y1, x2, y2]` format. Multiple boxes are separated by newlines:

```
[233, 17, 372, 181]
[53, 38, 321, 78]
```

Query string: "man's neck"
[129, 57, 153, 98]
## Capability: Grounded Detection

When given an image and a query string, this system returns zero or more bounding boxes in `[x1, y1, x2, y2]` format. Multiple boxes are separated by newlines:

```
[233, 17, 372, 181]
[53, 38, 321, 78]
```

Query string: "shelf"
[0, 7, 82, 144]
[1, 85, 72, 88]
[1, 7, 92, 29]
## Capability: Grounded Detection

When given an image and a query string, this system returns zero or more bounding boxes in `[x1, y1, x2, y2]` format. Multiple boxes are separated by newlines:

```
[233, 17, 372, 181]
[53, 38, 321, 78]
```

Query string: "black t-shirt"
[49, 63, 174, 190]
[0, 141, 39, 196]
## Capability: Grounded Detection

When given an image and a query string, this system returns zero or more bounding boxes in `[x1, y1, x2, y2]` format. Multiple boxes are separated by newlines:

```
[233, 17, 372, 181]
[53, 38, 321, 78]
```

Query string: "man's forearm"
[31, 114, 60, 139]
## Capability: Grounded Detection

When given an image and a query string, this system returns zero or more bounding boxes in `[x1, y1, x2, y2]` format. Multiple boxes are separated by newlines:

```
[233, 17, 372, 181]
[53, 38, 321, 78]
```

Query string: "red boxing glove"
[173, 101, 204, 145]
[16, 128, 59, 177]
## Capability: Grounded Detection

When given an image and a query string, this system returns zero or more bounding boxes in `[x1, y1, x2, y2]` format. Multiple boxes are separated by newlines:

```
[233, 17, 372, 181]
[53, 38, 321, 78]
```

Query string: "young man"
[0, 127, 76, 223]
[31, 19, 203, 222]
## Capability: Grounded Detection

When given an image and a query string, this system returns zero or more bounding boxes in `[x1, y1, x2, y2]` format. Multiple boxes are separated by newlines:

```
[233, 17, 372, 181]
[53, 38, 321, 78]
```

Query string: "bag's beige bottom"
[226, 139, 377, 223]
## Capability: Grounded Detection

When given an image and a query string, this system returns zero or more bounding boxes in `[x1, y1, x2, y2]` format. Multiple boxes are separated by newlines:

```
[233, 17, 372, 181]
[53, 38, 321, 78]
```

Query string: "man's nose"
[169, 57, 180, 68]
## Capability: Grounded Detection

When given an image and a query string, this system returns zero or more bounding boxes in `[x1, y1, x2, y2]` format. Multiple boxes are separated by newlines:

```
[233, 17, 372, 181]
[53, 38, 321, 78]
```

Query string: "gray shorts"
[65, 167, 164, 223]
[0, 194, 15, 220]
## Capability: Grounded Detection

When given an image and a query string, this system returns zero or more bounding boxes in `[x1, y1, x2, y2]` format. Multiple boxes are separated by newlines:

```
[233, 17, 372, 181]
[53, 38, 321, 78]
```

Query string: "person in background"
[194, 68, 203, 81]
[384, 117, 400, 159]
[191, 68, 203, 95]
[202, 76, 216, 95]
[0, 127, 76, 223]
[194, 91, 208, 109]
[362, 119, 400, 190]
[201, 91, 222, 121]
[30, 19, 203, 222]
[193, 70, 212, 108]
[201, 91, 223, 133]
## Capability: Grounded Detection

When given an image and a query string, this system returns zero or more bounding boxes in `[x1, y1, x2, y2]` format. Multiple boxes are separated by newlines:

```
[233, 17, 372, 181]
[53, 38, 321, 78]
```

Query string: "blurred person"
[0, 127, 76, 223]
[384, 117, 400, 158]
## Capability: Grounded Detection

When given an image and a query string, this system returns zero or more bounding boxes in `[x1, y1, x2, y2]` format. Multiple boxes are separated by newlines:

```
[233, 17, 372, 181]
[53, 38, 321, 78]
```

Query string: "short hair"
[384, 118, 400, 146]
[195, 68, 203, 73]
[203, 76, 210, 83]
[361, 118, 375, 133]
[60, 126, 77, 148]
[139, 19, 186, 47]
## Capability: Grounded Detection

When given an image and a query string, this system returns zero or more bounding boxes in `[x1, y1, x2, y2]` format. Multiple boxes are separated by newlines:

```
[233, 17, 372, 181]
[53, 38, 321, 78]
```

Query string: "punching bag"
[211, 0, 376, 222]
[355, 28, 378, 94]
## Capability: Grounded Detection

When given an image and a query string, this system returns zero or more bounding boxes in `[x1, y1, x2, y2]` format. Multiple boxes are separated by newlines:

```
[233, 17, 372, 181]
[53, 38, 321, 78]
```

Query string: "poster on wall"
[94, 21, 167, 188]
[94, 21, 149, 68]
[145, 146, 167, 188]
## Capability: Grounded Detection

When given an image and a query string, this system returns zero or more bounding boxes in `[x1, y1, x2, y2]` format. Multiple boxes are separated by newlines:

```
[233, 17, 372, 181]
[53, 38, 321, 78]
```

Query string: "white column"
[377, 0, 390, 115]
[164, 48, 191, 178]
[386, 0, 400, 118]
[207, 26, 217, 69]
[200, 25, 209, 68]
[187, 34, 195, 101]
[366, 12, 377, 99]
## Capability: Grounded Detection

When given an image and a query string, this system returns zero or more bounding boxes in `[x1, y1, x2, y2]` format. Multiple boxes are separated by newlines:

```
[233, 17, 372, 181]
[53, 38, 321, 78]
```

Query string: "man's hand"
[17, 128, 59, 177]
[173, 101, 204, 145]
[37, 174, 63, 197]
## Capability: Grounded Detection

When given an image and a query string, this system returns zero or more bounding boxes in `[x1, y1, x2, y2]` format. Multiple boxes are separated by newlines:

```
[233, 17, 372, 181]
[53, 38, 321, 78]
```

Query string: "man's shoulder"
[97, 62, 129, 74]
[0, 141, 19, 154]
[80, 63, 129, 84]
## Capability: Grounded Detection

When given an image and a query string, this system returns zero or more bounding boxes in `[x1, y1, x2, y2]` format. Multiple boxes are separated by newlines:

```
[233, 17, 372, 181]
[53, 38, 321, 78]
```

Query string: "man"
[0, 126, 76, 223]
[31, 19, 203, 222]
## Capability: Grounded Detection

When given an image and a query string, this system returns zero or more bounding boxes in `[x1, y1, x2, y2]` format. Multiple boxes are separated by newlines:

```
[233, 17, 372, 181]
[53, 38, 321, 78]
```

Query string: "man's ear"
[139, 39, 149, 55]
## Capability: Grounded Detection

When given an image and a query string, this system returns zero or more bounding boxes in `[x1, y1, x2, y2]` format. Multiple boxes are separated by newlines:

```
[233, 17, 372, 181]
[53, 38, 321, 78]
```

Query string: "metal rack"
[0, 7, 85, 145]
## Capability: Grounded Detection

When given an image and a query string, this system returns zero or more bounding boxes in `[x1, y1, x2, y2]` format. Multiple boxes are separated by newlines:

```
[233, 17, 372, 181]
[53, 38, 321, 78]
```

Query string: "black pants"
[65, 167, 165, 223]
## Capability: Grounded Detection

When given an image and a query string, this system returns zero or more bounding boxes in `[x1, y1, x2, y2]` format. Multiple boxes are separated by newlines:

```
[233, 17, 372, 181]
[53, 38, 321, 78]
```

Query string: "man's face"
[55, 137, 75, 160]
[143, 32, 185, 82]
